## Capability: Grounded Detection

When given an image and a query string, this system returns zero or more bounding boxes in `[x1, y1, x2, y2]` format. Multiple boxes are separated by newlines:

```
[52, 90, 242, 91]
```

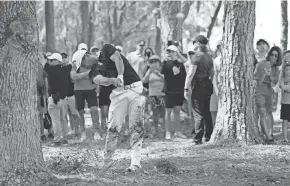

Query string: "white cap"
[47, 53, 62, 62]
[167, 45, 178, 52]
[90, 46, 99, 52]
[72, 50, 87, 70]
[78, 43, 88, 51]
[115, 45, 123, 52]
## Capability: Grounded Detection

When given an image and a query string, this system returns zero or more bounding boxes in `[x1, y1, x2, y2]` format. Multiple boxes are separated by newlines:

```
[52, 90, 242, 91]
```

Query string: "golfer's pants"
[104, 84, 145, 167]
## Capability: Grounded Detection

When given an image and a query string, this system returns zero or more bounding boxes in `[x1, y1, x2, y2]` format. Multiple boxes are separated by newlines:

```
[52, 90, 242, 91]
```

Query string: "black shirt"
[161, 59, 186, 94]
[44, 63, 74, 98]
[99, 44, 140, 85]
[192, 52, 213, 81]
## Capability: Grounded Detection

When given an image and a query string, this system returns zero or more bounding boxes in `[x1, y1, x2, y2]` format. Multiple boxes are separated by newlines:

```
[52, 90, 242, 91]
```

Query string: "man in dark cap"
[184, 35, 214, 145]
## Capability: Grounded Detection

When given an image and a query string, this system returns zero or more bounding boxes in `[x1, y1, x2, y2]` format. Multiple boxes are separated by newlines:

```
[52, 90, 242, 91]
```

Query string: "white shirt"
[127, 51, 145, 79]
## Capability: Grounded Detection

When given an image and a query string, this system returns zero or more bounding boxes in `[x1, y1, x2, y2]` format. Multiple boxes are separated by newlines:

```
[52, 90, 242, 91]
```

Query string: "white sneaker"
[173, 132, 187, 139]
[165, 132, 171, 139]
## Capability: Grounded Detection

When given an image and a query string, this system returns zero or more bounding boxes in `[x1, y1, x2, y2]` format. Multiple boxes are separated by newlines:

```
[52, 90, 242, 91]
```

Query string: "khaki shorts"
[255, 94, 272, 113]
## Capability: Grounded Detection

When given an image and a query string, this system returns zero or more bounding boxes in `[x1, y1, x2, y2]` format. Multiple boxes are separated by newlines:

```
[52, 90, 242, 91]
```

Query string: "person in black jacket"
[45, 53, 79, 145]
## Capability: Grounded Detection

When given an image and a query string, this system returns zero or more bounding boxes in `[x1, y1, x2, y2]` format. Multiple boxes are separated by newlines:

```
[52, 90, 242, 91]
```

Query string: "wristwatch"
[184, 88, 190, 91]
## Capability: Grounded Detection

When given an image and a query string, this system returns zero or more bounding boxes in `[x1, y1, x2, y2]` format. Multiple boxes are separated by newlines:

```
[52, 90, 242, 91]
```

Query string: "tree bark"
[0, 1, 46, 185]
[45, 1, 55, 52]
[88, 1, 95, 48]
[281, 0, 288, 52]
[80, 1, 89, 45]
[211, 1, 263, 145]
[207, 1, 222, 39]
[160, 1, 182, 60]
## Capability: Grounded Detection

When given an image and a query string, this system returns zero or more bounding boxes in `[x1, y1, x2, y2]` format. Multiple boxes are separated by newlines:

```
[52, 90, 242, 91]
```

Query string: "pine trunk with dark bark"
[211, 1, 263, 145]
[281, 0, 288, 52]
[0, 2, 46, 185]
[160, 1, 182, 59]
[80, 1, 89, 45]
[45, 1, 55, 52]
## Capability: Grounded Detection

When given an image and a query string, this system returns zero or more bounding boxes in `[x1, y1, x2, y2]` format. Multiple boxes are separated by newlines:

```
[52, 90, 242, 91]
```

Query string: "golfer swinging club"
[89, 44, 146, 172]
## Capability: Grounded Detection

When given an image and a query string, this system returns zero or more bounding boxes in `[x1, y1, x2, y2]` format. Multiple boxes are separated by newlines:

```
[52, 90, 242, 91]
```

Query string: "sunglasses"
[270, 53, 278, 58]
[188, 51, 195, 56]
[166, 50, 174, 53]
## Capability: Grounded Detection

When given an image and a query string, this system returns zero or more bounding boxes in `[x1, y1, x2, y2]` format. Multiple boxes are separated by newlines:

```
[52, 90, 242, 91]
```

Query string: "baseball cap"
[149, 55, 161, 61]
[256, 39, 269, 46]
[78, 43, 88, 51]
[115, 45, 123, 52]
[47, 53, 62, 62]
[167, 45, 178, 52]
[137, 40, 145, 46]
[90, 46, 99, 53]
[193, 35, 208, 45]
[216, 40, 222, 47]
[72, 50, 87, 70]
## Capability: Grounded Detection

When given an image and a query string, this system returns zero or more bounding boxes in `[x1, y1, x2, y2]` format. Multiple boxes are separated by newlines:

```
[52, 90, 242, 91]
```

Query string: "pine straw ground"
[42, 113, 290, 186]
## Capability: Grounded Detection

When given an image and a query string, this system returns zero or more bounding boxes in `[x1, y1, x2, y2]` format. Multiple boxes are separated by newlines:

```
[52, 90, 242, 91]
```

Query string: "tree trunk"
[211, 1, 263, 145]
[160, 1, 182, 60]
[45, 1, 55, 52]
[88, 1, 95, 48]
[155, 21, 161, 56]
[0, 1, 46, 184]
[207, 1, 222, 39]
[80, 1, 89, 45]
[281, 0, 288, 52]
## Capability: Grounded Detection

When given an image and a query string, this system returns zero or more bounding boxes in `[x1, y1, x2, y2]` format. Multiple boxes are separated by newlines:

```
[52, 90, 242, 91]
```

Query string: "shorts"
[255, 94, 272, 113]
[99, 85, 114, 107]
[281, 104, 290, 121]
[149, 96, 165, 117]
[210, 93, 218, 112]
[165, 93, 184, 108]
[74, 89, 98, 110]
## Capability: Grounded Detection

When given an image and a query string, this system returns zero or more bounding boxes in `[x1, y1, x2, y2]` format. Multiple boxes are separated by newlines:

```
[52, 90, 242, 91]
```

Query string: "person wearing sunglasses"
[254, 46, 282, 144]
[161, 45, 187, 140]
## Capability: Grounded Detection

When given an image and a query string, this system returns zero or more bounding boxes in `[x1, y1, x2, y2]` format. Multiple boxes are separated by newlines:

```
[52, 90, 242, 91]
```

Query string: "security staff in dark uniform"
[184, 35, 214, 145]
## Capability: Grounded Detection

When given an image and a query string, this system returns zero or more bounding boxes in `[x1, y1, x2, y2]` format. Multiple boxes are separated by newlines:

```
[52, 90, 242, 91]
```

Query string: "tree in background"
[281, 0, 288, 52]
[211, 1, 263, 145]
[159, 1, 193, 58]
[0, 1, 47, 185]
[80, 1, 89, 46]
[45, 1, 55, 52]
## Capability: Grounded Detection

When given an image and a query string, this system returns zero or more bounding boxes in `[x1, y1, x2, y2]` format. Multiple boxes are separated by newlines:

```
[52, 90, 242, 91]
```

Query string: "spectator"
[37, 53, 49, 141]
[254, 39, 270, 68]
[265, 46, 282, 138]
[45, 53, 70, 145]
[161, 45, 187, 139]
[142, 55, 165, 138]
[60, 52, 80, 136]
[127, 40, 147, 79]
[210, 41, 222, 126]
[184, 35, 214, 145]
[70, 50, 102, 141]
[279, 55, 290, 144]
